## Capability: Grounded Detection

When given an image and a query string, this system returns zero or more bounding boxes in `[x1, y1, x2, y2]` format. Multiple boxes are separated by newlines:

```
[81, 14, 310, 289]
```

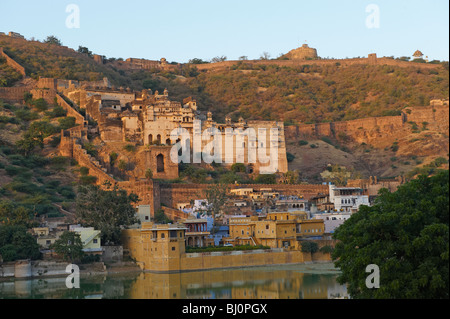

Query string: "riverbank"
[0, 260, 141, 281]
[0, 258, 338, 281]
[0, 262, 347, 299]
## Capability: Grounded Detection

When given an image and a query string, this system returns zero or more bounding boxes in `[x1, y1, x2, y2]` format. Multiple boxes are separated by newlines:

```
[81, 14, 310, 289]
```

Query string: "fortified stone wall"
[71, 141, 116, 186]
[0, 47, 26, 76]
[285, 104, 449, 144]
[98, 118, 123, 142]
[29, 78, 59, 104]
[59, 128, 116, 187]
[121, 229, 332, 273]
[0, 87, 31, 102]
[157, 183, 329, 211]
[404, 104, 449, 131]
[113, 180, 329, 217]
[193, 56, 443, 72]
[55, 94, 86, 125]
[117, 179, 161, 213]
[161, 206, 190, 221]
[179, 249, 306, 273]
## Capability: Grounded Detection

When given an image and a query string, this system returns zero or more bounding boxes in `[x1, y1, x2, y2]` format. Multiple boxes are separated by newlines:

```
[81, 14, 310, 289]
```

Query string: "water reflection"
[0, 263, 348, 299]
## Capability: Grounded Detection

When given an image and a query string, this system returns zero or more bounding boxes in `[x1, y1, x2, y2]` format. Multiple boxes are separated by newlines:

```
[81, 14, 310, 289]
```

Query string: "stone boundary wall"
[285, 104, 449, 143]
[55, 94, 85, 125]
[0, 260, 68, 278]
[102, 246, 123, 262]
[136, 248, 331, 273]
[0, 260, 107, 278]
[0, 47, 26, 76]
[178, 249, 306, 273]
[155, 183, 328, 212]
[161, 206, 190, 221]
[114, 180, 328, 215]
[193, 56, 443, 72]
[72, 142, 116, 186]
[404, 104, 449, 131]
[0, 86, 30, 102]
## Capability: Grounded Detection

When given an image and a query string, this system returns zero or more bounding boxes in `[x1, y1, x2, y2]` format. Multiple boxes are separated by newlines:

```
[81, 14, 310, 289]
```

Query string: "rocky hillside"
[1, 35, 448, 183]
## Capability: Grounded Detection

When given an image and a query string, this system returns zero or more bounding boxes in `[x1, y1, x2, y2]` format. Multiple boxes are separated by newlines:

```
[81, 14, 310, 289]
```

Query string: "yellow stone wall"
[123, 228, 312, 272]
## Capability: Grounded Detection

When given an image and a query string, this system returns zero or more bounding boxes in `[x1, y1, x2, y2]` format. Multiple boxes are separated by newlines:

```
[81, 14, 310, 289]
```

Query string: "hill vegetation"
[0, 35, 132, 86]
[146, 62, 449, 124]
[0, 35, 448, 183]
[0, 56, 22, 87]
[0, 98, 79, 225]
[1, 34, 448, 125]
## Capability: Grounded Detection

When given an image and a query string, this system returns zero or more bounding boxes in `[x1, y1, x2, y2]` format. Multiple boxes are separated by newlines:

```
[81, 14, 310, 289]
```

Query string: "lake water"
[0, 263, 348, 299]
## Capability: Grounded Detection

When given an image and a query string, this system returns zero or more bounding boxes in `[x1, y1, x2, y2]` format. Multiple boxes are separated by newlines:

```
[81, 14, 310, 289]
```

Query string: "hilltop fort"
[0, 36, 448, 218]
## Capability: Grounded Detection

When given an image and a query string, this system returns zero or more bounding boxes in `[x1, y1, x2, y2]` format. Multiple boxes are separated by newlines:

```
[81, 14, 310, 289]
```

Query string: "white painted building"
[312, 212, 352, 233]
[329, 184, 369, 213]
[136, 205, 151, 223]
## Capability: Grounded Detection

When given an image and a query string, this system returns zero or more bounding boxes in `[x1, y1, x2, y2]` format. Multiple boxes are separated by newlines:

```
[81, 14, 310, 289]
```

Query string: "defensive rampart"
[0, 47, 26, 76]
[285, 103, 449, 144]
[0, 87, 30, 102]
[193, 56, 443, 72]
[55, 94, 85, 125]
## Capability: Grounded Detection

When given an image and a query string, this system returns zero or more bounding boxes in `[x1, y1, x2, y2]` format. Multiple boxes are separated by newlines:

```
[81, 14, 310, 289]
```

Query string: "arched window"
[148, 134, 153, 144]
[157, 134, 161, 144]
[166, 138, 171, 145]
[157, 154, 164, 172]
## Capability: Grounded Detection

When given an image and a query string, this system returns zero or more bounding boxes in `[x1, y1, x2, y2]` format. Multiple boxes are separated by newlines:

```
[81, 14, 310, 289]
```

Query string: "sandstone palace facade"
[64, 84, 288, 177]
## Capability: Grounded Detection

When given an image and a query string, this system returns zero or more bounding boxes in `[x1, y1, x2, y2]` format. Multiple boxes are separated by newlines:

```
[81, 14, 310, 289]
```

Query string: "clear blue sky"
[1, 0, 448, 63]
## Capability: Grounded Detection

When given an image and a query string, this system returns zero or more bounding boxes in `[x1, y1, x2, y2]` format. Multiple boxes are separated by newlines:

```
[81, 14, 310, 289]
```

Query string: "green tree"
[0, 201, 32, 226]
[286, 152, 295, 163]
[58, 116, 77, 130]
[79, 166, 89, 176]
[231, 163, 246, 173]
[44, 35, 62, 46]
[254, 174, 276, 184]
[211, 56, 227, 63]
[260, 52, 271, 60]
[301, 241, 319, 253]
[189, 58, 208, 64]
[77, 46, 92, 57]
[0, 225, 41, 261]
[123, 144, 136, 152]
[145, 168, 153, 180]
[332, 171, 449, 299]
[205, 183, 229, 233]
[109, 152, 118, 165]
[16, 120, 57, 156]
[118, 159, 127, 171]
[117, 159, 128, 179]
[52, 231, 84, 262]
[75, 185, 139, 245]
[23, 92, 33, 103]
[30, 98, 48, 112]
[320, 165, 361, 186]
[283, 170, 300, 184]
[153, 208, 172, 224]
